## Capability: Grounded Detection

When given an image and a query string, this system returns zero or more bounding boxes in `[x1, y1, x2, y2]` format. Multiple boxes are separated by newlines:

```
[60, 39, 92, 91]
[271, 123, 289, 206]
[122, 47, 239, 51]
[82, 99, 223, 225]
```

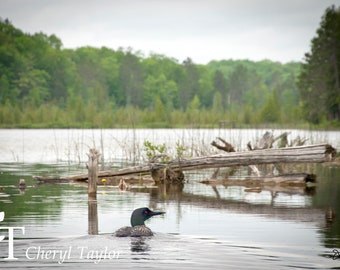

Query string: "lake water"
[0, 129, 339, 269]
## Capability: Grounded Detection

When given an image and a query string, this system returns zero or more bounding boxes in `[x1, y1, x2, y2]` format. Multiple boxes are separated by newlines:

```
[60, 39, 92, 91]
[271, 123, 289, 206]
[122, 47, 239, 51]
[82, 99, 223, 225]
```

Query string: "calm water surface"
[0, 129, 339, 269]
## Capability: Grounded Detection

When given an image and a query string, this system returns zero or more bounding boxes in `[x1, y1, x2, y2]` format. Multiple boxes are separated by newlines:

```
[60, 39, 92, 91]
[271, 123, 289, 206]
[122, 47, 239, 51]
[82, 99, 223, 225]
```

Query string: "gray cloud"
[0, 0, 337, 63]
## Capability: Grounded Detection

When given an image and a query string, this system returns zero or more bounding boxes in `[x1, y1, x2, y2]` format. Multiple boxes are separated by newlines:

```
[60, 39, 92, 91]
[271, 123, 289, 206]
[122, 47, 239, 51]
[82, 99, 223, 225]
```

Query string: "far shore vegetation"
[0, 6, 339, 130]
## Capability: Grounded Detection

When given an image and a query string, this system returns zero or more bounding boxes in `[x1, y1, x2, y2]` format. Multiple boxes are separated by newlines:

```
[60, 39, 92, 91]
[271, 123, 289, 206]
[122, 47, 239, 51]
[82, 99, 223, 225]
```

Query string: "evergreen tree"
[259, 89, 281, 123]
[178, 58, 200, 109]
[213, 70, 228, 108]
[118, 51, 144, 107]
[298, 5, 340, 123]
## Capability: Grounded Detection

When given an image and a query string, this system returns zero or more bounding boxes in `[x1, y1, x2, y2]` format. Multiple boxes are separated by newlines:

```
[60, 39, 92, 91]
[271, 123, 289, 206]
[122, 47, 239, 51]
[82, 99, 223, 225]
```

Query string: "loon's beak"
[150, 210, 165, 217]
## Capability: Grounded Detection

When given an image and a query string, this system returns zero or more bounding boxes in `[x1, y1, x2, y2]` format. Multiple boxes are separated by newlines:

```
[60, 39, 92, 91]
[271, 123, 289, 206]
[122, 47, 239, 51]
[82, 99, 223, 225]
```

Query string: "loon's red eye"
[144, 210, 149, 215]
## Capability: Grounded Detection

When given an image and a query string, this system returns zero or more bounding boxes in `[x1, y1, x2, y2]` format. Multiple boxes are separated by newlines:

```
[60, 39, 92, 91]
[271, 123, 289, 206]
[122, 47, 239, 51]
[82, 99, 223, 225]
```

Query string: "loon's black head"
[130, 207, 165, 227]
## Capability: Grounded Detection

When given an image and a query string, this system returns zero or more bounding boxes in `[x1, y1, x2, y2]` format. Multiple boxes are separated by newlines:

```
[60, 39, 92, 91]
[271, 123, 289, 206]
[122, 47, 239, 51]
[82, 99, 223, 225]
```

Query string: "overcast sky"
[1, 0, 338, 64]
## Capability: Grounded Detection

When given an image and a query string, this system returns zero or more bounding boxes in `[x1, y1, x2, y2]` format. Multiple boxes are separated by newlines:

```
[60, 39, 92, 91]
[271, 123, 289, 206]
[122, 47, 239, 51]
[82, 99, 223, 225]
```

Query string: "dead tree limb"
[211, 137, 235, 152]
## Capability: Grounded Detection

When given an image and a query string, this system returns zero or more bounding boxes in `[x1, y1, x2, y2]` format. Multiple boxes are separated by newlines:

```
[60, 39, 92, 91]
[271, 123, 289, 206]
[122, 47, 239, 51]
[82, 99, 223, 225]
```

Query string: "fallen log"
[63, 143, 335, 182]
[200, 173, 316, 187]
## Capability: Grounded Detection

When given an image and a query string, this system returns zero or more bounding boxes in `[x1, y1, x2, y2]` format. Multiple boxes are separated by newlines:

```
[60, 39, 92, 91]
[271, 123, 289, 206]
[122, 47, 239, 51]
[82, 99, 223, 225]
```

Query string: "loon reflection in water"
[115, 207, 165, 237]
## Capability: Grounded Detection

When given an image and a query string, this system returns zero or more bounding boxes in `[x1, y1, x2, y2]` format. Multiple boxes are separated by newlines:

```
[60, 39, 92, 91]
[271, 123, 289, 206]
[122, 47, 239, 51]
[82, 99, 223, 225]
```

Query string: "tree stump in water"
[151, 167, 185, 184]
[87, 148, 100, 198]
[87, 148, 100, 235]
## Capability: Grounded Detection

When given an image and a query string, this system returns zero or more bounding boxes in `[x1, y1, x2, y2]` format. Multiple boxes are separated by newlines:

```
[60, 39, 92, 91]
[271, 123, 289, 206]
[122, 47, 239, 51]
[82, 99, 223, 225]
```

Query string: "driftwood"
[214, 132, 317, 178]
[61, 143, 335, 182]
[246, 131, 309, 151]
[211, 137, 235, 152]
[200, 173, 316, 187]
[34, 176, 70, 183]
[247, 131, 290, 150]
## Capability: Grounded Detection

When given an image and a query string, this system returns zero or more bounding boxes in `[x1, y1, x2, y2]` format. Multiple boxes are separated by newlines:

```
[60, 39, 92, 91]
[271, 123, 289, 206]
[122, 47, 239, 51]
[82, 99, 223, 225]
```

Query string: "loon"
[115, 207, 165, 237]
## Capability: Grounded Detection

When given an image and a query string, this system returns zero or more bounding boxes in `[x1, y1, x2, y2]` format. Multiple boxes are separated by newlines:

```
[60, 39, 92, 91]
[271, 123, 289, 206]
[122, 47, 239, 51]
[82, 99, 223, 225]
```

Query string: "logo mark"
[0, 212, 25, 260]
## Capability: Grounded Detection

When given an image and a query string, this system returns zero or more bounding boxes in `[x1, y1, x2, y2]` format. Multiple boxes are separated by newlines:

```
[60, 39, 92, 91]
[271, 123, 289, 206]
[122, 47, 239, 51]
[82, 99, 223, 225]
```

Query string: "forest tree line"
[0, 5, 339, 128]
